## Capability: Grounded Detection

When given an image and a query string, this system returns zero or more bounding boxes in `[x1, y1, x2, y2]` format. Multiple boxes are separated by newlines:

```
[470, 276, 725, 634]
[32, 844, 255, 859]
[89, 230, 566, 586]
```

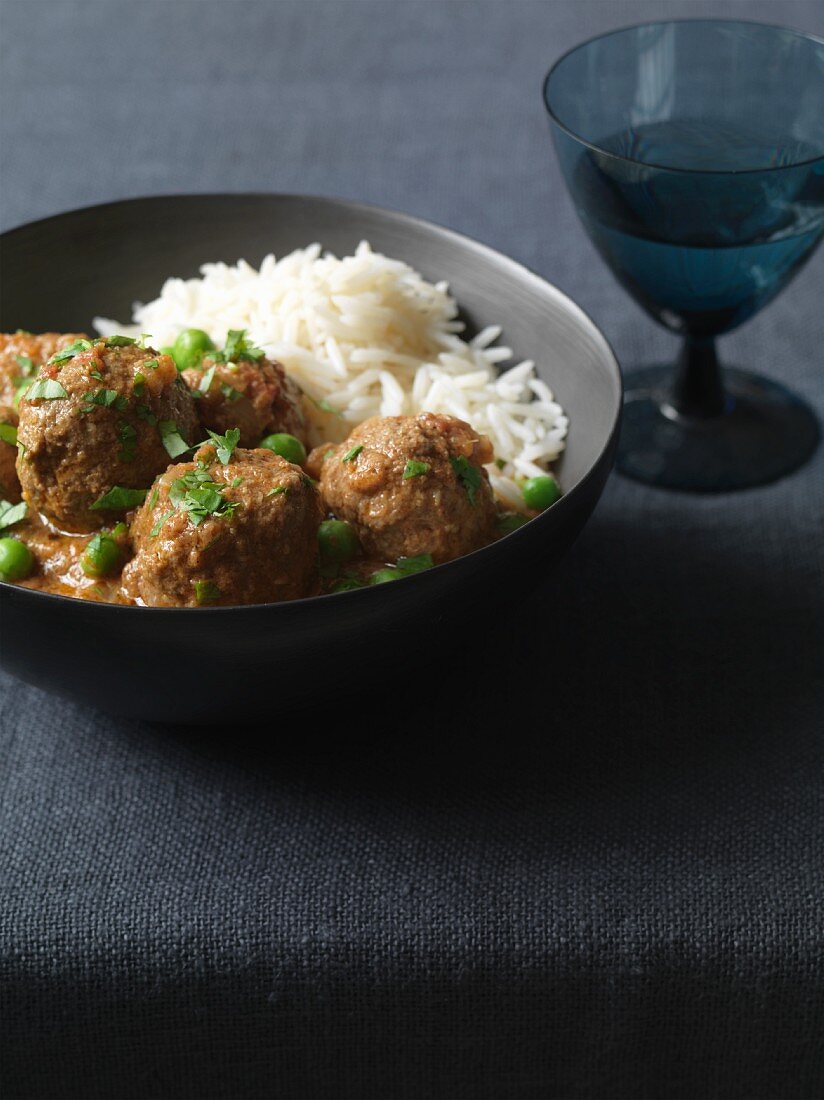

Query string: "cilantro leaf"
[118, 422, 137, 462]
[0, 499, 27, 530]
[106, 335, 137, 348]
[194, 580, 222, 605]
[80, 388, 128, 413]
[0, 423, 17, 446]
[403, 459, 430, 480]
[395, 553, 434, 575]
[267, 486, 288, 496]
[220, 329, 263, 363]
[342, 445, 363, 463]
[49, 339, 92, 364]
[26, 378, 68, 401]
[450, 454, 482, 505]
[198, 365, 216, 394]
[90, 486, 148, 511]
[150, 509, 175, 538]
[158, 420, 191, 459]
[206, 427, 241, 465]
[135, 404, 157, 426]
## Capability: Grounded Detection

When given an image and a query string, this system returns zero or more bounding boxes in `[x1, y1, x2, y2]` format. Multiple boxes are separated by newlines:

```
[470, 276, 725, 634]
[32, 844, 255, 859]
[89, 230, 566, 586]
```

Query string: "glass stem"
[670, 336, 726, 418]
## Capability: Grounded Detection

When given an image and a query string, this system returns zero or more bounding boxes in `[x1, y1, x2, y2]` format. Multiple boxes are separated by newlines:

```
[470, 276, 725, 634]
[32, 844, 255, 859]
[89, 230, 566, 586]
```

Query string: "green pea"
[318, 519, 360, 563]
[497, 512, 529, 535]
[0, 537, 34, 581]
[81, 532, 124, 578]
[259, 433, 307, 466]
[521, 475, 561, 512]
[172, 329, 215, 372]
[330, 577, 364, 593]
[370, 568, 400, 585]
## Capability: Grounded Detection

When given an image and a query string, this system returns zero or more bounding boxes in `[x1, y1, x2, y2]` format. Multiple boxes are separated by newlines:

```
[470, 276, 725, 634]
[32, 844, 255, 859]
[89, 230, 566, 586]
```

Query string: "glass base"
[617, 366, 820, 492]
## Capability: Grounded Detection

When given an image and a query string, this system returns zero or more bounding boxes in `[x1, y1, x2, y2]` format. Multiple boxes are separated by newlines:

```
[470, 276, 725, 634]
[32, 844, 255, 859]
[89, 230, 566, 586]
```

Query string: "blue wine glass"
[543, 20, 824, 491]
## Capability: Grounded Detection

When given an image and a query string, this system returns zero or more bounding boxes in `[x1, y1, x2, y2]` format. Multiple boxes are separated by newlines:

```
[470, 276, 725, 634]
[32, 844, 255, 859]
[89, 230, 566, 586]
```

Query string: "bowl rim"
[542, 17, 824, 177]
[0, 191, 622, 615]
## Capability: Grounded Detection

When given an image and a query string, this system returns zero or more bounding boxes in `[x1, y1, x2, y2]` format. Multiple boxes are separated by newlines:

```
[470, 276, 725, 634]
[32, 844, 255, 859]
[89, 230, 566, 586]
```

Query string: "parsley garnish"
[218, 329, 263, 363]
[194, 580, 222, 605]
[198, 365, 216, 394]
[118, 422, 137, 462]
[26, 378, 68, 401]
[342, 445, 363, 463]
[396, 553, 434, 575]
[311, 396, 340, 416]
[403, 459, 430, 480]
[205, 427, 240, 465]
[0, 499, 27, 530]
[80, 388, 128, 413]
[158, 419, 190, 459]
[450, 455, 482, 505]
[150, 509, 175, 538]
[0, 423, 17, 446]
[168, 465, 239, 527]
[49, 339, 92, 364]
[90, 486, 148, 511]
[106, 335, 137, 348]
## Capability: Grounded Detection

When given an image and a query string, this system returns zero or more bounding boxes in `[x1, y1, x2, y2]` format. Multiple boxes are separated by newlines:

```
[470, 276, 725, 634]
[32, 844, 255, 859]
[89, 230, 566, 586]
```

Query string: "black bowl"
[0, 195, 621, 722]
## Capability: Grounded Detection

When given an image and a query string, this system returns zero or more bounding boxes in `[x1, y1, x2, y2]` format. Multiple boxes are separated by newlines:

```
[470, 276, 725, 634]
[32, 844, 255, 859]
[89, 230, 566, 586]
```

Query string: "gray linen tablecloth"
[1, 2, 823, 1098]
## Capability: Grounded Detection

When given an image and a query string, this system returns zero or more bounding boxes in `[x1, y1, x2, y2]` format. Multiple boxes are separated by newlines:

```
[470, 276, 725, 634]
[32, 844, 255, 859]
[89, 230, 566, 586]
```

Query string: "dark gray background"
[1, 3, 823, 1099]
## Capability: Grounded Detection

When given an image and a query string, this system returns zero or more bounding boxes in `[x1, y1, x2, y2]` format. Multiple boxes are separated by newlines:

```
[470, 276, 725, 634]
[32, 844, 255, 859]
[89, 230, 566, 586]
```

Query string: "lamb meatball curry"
[0, 329, 561, 606]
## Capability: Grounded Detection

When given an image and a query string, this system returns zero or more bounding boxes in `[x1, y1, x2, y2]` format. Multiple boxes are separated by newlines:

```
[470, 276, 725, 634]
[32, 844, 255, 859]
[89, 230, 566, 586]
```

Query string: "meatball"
[311, 412, 497, 564]
[0, 405, 21, 503]
[0, 331, 89, 406]
[122, 444, 322, 607]
[17, 338, 199, 533]
[183, 354, 304, 447]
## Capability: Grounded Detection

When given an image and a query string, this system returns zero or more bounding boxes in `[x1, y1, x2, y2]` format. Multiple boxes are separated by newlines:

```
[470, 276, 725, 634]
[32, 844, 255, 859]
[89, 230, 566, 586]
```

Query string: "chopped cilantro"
[342, 445, 363, 463]
[14, 355, 34, 374]
[0, 499, 27, 530]
[267, 486, 288, 496]
[396, 553, 434, 575]
[0, 423, 17, 446]
[198, 365, 216, 394]
[219, 329, 263, 363]
[118, 422, 137, 462]
[194, 580, 222, 605]
[205, 427, 240, 465]
[90, 486, 148, 511]
[26, 378, 68, 401]
[135, 404, 157, 426]
[168, 466, 238, 527]
[143, 358, 159, 371]
[311, 396, 340, 416]
[106, 335, 137, 348]
[450, 454, 482, 505]
[148, 488, 159, 510]
[133, 371, 146, 397]
[158, 419, 190, 459]
[49, 339, 92, 364]
[324, 449, 334, 460]
[220, 382, 243, 402]
[80, 388, 128, 413]
[403, 459, 430, 480]
[150, 509, 175, 538]
[90, 370, 104, 381]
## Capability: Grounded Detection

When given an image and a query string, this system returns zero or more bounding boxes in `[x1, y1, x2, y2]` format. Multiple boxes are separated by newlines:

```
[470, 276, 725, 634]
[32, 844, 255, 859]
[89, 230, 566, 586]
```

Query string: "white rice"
[94, 241, 567, 507]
